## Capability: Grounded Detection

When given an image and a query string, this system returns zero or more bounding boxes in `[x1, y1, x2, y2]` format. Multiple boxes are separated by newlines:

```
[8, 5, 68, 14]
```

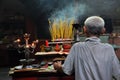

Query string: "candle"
[14, 38, 21, 43]
[32, 43, 35, 46]
[45, 40, 49, 47]
[17, 39, 21, 43]
[35, 39, 39, 43]
[31, 43, 35, 48]
[26, 45, 29, 48]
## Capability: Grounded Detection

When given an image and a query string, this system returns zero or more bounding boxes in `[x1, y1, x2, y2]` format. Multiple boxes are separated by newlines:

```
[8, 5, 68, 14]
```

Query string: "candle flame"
[26, 45, 29, 48]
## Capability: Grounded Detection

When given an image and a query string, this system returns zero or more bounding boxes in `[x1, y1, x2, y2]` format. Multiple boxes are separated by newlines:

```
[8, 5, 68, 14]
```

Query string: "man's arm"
[111, 47, 120, 80]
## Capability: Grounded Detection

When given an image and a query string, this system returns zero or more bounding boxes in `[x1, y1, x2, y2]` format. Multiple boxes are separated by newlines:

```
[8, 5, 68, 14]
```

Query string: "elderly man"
[53, 16, 120, 80]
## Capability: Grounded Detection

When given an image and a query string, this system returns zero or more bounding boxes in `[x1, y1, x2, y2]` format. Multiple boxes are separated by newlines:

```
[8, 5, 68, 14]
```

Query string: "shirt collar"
[85, 36, 101, 42]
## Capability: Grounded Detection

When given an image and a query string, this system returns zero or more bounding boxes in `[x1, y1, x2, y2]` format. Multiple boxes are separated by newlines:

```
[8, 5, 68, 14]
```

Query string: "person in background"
[53, 16, 120, 80]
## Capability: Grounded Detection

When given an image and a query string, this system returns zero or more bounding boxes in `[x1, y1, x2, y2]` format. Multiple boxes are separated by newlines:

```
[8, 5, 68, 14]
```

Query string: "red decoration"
[45, 40, 49, 47]
[56, 43, 59, 48]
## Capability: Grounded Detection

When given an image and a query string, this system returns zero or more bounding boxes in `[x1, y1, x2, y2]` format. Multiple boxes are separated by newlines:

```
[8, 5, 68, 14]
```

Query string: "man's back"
[63, 37, 120, 80]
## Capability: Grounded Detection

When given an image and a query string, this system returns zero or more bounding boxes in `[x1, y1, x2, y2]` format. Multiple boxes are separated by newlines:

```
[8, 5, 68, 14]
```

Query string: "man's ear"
[83, 26, 87, 33]
[101, 27, 106, 34]
[102, 28, 106, 34]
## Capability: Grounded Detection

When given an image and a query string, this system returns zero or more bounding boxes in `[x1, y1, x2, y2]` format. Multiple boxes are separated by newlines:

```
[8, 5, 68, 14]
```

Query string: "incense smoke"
[38, 0, 120, 22]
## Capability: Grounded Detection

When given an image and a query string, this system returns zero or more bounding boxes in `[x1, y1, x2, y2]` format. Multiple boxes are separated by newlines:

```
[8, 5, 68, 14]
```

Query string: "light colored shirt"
[62, 37, 120, 80]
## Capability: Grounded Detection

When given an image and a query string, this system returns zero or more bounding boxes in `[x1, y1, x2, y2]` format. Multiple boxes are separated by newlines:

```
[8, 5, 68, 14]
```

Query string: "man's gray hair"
[84, 16, 105, 36]
[84, 16, 105, 28]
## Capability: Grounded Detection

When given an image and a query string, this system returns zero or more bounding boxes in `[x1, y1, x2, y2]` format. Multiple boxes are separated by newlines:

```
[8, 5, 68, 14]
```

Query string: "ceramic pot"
[63, 43, 71, 49]
[44, 46, 52, 52]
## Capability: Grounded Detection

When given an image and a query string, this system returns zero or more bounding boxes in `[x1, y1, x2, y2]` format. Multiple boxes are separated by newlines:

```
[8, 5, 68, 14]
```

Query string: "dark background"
[0, 0, 120, 39]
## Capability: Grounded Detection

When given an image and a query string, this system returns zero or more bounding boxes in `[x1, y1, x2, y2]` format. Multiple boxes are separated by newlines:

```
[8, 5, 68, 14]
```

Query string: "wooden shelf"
[35, 51, 69, 56]
[48, 41, 74, 45]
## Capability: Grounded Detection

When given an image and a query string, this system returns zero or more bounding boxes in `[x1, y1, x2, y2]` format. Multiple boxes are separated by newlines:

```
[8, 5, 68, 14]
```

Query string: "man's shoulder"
[73, 42, 86, 47]
[101, 43, 113, 49]
[73, 42, 113, 48]
[74, 42, 113, 48]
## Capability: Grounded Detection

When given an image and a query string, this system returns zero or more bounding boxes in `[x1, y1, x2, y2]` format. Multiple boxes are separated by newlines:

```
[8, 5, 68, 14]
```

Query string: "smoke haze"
[17, 0, 120, 38]
[37, 0, 120, 21]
